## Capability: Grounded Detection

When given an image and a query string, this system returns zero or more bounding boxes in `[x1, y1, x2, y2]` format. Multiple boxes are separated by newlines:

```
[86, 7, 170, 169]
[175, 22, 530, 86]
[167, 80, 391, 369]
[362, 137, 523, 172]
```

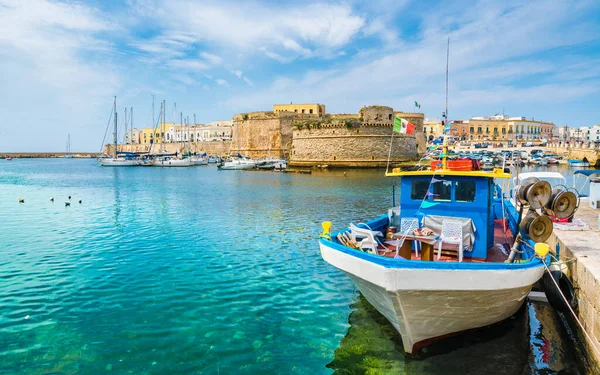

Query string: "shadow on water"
[328, 293, 590, 375]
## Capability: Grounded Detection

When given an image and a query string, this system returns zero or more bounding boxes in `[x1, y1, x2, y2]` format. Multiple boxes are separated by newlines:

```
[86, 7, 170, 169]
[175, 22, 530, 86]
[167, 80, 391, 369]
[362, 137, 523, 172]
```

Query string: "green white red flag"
[393, 116, 415, 135]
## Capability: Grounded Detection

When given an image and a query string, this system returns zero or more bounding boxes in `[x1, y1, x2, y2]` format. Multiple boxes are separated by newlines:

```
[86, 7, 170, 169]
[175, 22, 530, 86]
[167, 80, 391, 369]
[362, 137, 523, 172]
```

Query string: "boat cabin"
[381, 168, 511, 262]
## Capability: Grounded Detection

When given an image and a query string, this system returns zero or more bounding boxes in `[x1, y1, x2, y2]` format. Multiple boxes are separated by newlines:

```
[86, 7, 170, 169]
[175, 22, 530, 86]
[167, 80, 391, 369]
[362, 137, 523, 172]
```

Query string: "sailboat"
[99, 97, 139, 167]
[152, 104, 192, 167]
[64, 134, 74, 158]
[317, 39, 556, 355]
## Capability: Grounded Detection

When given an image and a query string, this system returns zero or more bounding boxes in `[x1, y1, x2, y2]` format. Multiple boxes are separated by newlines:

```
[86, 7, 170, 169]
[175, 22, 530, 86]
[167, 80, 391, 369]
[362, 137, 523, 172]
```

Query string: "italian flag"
[393, 116, 415, 135]
[414, 101, 421, 109]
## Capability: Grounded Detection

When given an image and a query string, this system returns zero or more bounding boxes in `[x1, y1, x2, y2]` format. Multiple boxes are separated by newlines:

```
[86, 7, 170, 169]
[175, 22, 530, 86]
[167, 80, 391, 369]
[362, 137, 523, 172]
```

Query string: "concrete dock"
[547, 197, 600, 368]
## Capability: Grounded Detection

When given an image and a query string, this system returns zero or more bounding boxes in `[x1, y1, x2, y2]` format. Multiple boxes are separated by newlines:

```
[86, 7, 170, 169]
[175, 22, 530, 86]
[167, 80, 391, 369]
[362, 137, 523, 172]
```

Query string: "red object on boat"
[430, 159, 473, 171]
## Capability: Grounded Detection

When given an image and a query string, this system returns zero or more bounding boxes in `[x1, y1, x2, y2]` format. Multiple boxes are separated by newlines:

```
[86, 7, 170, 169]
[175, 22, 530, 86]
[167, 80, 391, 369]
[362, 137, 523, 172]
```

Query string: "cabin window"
[432, 180, 452, 202]
[411, 180, 430, 200]
[455, 181, 476, 202]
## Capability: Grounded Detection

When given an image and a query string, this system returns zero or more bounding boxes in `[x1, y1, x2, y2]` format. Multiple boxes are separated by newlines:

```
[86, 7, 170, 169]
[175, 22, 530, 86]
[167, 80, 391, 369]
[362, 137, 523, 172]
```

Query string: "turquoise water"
[0, 159, 591, 374]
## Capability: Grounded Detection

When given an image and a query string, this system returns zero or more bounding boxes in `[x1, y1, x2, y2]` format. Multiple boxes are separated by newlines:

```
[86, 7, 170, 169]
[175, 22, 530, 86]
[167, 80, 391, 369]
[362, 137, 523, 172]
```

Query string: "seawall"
[546, 199, 600, 370]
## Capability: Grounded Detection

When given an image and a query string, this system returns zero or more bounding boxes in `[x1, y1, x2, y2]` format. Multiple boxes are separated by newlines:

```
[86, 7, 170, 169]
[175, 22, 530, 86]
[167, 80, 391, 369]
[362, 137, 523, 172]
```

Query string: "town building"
[125, 128, 141, 144]
[273, 103, 326, 116]
[423, 118, 443, 139]
[458, 115, 554, 142]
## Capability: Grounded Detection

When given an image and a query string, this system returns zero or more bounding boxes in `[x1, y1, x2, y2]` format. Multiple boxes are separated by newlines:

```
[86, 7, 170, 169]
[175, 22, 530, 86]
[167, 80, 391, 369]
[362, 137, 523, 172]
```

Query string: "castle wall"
[290, 124, 417, 168]
[231, 111, 297, 158]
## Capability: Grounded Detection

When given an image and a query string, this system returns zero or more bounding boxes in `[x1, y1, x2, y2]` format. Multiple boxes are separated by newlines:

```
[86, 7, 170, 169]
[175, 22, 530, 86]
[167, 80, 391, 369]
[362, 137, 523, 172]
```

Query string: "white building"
[585, 125, 600, 142]
[125, 128, 141, 144]
[163, 120, 233, 143]
[556, 125, 570, 141]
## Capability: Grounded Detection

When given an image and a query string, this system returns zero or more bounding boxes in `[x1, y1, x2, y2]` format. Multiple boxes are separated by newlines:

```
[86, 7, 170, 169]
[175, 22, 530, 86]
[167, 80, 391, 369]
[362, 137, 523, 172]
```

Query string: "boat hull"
[98, 158, 138, 167]
[152, 158, 192, 167]
[319, 241, 544, 354]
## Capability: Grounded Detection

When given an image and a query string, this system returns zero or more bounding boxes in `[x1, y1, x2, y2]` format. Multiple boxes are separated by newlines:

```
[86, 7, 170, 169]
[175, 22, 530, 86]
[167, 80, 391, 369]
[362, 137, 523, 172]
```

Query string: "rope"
[99, 107, 114, 154]
[541, 261, 600, 358]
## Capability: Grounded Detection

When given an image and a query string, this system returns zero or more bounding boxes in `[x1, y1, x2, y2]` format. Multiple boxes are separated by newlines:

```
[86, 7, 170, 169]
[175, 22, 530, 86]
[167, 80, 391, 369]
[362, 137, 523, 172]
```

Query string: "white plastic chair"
[437, 220, 464, 262]
[401, 218, 420, 257]
[350, 223, 383, 254]
[349, 223, 383, 240]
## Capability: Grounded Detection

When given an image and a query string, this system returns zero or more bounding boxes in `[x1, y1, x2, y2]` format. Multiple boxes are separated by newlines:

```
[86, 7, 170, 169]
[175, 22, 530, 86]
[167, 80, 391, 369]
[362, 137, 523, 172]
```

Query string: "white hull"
[218, 159, 256, 170]
[320, 242, 544, 354]
[192, 157, 208, 165]
[98, 158, 138, 167]
[152, 158, 193, 167]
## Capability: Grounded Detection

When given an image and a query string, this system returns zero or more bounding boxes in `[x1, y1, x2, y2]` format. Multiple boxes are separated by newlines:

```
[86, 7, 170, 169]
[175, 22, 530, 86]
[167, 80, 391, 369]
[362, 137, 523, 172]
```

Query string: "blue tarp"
[574, 170, 600, 176]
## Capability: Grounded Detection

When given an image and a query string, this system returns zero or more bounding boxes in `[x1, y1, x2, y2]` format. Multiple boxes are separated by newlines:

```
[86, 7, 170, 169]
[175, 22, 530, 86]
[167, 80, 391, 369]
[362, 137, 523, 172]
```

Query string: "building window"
[295, 109, 298, 113]
[470, 127, 474, 133]
[388, 114, 392, 120]
[302, 109, 305, 113]
[309, 109, 313, 114]
[502, 128, 506, 134]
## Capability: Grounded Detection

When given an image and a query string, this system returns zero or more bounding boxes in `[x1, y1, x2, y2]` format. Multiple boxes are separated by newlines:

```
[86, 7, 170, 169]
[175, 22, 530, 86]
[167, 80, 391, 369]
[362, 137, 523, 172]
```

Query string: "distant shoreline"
[1, 153, 100, 159]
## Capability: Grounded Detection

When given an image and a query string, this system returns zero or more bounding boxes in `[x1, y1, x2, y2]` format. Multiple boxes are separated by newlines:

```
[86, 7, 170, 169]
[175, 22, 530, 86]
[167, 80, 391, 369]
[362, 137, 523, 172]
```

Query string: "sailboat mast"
[113, 96, 117, 158]
[442, 37, 450, 170]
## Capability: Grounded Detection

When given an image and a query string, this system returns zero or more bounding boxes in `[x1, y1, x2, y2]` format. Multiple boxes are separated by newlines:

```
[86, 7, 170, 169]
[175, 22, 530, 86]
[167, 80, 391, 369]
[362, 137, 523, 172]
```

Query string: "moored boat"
[568, 159, 590, 167]
[152, 155, 193, 167]
[318, 161, 554, 354]
[217, 156, 256, 170]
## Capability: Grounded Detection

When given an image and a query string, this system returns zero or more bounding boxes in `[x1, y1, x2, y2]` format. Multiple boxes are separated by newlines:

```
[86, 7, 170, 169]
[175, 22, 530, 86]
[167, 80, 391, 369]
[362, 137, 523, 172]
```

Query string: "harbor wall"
[290, 125, 417, 167]
[289, 108, 422, 167]
[547, 143, 600, 167]
[231, 111, 296, 159]
[105, 141, 231, 156]
[546, 201, 600, 370]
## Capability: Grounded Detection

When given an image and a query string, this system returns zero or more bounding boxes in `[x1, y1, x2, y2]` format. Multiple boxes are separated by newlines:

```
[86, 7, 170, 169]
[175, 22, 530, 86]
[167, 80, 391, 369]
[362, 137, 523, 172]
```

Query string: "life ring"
[542, 261, 577, 312]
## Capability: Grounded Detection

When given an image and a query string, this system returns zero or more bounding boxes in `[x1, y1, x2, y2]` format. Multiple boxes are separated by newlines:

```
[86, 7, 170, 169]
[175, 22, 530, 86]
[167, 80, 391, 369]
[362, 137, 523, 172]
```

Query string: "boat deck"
[376, 220, 513, 263]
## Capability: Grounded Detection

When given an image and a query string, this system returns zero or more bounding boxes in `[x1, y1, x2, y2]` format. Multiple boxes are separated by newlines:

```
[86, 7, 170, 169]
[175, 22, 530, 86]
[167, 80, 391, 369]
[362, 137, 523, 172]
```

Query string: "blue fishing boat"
[318, 157, 559, 354]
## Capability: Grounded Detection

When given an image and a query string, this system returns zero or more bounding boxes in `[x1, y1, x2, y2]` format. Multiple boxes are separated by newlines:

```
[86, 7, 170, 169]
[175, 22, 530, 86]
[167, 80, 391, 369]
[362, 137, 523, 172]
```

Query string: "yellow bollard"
[319, 221, 332, 241]
[534, 243, 550, 258]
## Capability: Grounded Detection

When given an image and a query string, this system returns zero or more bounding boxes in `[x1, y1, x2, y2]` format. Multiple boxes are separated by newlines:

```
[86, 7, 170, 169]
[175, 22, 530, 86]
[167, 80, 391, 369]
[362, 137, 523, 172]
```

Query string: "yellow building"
[423, 119, 444, 138]
[273, 103, 325, 116]
[140, 122, 173, 145]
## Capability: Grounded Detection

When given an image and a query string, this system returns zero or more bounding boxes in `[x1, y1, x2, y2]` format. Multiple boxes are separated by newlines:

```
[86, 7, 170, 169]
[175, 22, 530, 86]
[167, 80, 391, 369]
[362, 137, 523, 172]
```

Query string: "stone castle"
[232, 105, 424, 167]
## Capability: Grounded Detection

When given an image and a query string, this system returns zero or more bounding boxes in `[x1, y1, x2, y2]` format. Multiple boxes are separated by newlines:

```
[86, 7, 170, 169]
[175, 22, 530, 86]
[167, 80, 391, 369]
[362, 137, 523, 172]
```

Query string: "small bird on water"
[18, 198, 24, 203]
[78, 199, 82, 204]
[68, 196, 71, 200]
[65, 202, 70, 207]
[50, 197, 54, 202]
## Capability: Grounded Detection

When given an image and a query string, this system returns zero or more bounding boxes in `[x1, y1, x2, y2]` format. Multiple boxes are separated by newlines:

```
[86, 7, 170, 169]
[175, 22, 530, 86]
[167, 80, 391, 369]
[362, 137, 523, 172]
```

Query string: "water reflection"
[329, 293, 588, 374]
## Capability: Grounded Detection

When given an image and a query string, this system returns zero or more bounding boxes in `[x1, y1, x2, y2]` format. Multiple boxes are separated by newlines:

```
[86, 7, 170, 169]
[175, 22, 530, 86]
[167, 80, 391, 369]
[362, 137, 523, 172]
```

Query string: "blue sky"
[0, 0, 599, 152]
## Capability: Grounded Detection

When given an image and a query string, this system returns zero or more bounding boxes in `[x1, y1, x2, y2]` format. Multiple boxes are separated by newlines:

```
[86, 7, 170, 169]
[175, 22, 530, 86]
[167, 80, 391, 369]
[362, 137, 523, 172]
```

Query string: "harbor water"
[0, 159, 593, 374]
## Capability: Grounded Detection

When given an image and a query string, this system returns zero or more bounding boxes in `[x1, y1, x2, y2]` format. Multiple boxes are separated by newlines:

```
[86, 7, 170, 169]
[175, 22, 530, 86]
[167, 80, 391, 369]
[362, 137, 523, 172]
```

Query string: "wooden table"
[391, 234, 437, 261]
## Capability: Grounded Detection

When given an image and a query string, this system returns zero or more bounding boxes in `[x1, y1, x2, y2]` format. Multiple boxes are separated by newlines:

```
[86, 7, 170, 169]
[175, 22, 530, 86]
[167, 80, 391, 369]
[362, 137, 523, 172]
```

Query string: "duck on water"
[317, 148, 569, 355]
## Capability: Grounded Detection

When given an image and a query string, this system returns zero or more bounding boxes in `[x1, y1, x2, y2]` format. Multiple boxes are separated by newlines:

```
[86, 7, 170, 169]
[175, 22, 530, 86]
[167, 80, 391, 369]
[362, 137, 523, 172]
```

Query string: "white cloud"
[199, 52, 223, 65]
[130, 0, 366, 62]
[215, 78, 229, 87]
[168, 59, 210, 71]
[0, 0, 120, 151]
[242, 77, 253, 86]
[234, 70, 243, 79]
